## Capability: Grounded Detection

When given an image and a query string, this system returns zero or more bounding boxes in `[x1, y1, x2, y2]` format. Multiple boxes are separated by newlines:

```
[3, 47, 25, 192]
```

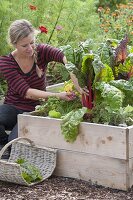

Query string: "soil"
[0, 176, 133, 200]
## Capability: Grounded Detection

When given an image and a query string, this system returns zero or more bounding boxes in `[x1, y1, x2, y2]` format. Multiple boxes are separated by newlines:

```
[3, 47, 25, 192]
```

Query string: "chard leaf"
[124, 105, 133, 126]
[65, 62, 77, 73]
[61, 107, 87, 143]
[81, 53, 95, 85]
[95, 82, 124, 111]
[81, 53, 94, 75]
[73, 48, 84, 67]
[127, 53, 133, 65]
[59, 45, 75, 64]
[79, 39, 94, 53]
[92, 55, 105, 75]
[110, 78, 133, 106]
[124, 105, 133, 113]
[94, 63, 114, 83]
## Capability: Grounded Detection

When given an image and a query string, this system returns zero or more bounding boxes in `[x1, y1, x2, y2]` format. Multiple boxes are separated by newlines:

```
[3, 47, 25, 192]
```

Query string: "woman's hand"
[57, 91, 76, 101]
[69, 72, 89, 96]
[78, 86, 89, 96]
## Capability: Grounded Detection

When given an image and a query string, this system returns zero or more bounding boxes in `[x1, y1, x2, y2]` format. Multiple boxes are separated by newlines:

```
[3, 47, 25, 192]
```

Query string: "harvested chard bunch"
[16, 158, 43, 184]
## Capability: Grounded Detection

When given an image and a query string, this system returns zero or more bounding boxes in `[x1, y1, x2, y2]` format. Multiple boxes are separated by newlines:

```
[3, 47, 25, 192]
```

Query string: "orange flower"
[29, 4, 37, 10]
[105, 7, 110, 14]
[118, 4, 128, 9]
[104, 29, 109, 32]
[100, 24, 105, 28]
[112, 11, 119, 17]
[112, 12, 117, 17]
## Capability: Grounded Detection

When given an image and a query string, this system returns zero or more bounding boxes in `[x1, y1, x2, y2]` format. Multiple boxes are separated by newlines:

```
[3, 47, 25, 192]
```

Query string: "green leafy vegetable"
[48, 110, 61, 118]
[16, 158, 43, 184]
[32, 96, 82, 118]
[110, 78, 133, 106]
[31, 37, 133, 138]
[61, 107, 87, 143]
[95, 82, 124, 111]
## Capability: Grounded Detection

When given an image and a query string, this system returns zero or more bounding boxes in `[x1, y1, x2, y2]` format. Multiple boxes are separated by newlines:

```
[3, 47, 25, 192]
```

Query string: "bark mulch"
[0, 176, 133, 200]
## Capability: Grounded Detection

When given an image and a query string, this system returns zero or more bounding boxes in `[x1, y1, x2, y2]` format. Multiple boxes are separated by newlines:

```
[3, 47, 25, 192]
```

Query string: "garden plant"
[32, 35, 133, 142]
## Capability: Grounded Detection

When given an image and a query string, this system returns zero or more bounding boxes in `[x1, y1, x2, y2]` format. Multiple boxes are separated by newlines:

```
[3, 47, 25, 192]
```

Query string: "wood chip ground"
[0, 176, 133, 200]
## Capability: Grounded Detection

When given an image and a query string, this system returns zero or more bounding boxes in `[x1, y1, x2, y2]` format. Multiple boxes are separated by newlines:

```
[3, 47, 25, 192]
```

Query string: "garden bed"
[18, 83, 133, 191]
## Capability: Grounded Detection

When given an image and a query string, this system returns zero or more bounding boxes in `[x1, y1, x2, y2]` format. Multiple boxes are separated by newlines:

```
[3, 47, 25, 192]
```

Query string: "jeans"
[0, 104, 27, 144]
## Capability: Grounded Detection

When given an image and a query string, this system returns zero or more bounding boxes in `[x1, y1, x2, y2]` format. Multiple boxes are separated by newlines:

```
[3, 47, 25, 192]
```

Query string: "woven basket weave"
[0, 137, 57, 186]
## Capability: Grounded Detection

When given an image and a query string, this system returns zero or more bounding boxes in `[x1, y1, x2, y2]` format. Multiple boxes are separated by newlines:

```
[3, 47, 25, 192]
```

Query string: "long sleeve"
[37, 44, 64, 67]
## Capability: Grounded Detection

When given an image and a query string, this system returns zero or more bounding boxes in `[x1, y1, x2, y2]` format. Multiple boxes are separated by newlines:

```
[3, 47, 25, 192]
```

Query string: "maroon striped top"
[0, 44, 64, 111]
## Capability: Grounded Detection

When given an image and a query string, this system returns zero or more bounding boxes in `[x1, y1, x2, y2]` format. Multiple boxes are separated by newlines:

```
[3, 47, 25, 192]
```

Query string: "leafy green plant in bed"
[61, 107, 87, 142]
[31, 94, 82, 118]
[32, 36, 133, 142]
[61, 35, 133, 126]
[31, 90, 85, 142]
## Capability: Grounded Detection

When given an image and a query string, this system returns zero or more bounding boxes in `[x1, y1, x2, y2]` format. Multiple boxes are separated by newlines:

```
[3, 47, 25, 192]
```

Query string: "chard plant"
[60, 35, 133, 127]
[33, 36, 133, 143]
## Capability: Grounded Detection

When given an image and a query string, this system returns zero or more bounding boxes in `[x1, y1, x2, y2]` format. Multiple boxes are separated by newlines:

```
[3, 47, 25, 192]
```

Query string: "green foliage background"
[0, 0, 102, 55]
[0, 0, 132, 92]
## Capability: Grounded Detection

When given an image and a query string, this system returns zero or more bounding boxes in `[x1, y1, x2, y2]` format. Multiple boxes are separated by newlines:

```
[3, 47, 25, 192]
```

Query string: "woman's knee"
[0, 104, 18, 128]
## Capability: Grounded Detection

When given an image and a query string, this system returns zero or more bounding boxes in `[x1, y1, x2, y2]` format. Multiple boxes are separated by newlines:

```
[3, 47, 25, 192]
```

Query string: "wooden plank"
[128, 126, 133, 188]
[18, 114, 127, 159]
[128, 125, 133, 158]
[129, 157, 133, 188]
[46, 83, 64, 92]
[54, 150, 128, 191]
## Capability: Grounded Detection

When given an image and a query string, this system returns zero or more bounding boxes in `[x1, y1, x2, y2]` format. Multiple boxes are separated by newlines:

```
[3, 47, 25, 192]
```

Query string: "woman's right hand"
[69, 72, 89, 96]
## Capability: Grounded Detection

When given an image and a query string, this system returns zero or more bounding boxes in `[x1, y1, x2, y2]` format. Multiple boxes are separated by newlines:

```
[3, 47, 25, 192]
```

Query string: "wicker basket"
[0, 137, 57, 186]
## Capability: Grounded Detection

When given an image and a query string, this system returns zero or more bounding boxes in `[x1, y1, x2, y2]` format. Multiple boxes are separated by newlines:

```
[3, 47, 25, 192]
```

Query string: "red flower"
[39, 26, 48, 34]
[29, 4, 37, 10]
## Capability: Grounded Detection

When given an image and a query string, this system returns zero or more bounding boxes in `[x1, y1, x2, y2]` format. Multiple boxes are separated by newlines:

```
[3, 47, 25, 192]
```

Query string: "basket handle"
[0, 137, 35, 159]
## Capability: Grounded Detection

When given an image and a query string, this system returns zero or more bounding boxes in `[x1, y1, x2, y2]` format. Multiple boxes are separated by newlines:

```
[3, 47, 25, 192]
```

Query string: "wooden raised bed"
[18, 84, 133, 191]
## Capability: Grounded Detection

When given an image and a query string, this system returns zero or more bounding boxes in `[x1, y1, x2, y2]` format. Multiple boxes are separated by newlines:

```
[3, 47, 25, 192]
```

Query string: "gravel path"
[0, 176, 132, 200]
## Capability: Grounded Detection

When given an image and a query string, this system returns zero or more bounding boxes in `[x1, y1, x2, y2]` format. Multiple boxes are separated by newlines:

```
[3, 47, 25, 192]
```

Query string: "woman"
[0, 19, 82, 147]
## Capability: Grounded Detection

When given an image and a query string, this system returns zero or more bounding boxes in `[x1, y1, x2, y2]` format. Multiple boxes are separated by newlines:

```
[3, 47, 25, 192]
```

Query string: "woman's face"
[15, 33, 35, 57]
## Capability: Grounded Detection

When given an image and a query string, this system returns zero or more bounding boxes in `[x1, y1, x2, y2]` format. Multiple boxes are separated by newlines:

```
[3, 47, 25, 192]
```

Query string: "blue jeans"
[0, 104, 28, 144]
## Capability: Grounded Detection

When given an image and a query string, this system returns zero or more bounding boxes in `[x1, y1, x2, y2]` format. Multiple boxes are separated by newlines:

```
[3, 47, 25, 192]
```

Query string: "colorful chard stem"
[82, 79, 93, 109]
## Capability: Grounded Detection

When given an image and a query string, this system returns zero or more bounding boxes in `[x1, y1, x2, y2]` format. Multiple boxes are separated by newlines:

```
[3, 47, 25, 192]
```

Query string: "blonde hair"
[8, 19, 43, 78]
[8, 19, 34, 45]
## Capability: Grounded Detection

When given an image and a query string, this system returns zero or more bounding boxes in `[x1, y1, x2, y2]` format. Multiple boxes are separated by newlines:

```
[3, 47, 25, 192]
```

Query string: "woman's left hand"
[57, 91, 77, 101]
